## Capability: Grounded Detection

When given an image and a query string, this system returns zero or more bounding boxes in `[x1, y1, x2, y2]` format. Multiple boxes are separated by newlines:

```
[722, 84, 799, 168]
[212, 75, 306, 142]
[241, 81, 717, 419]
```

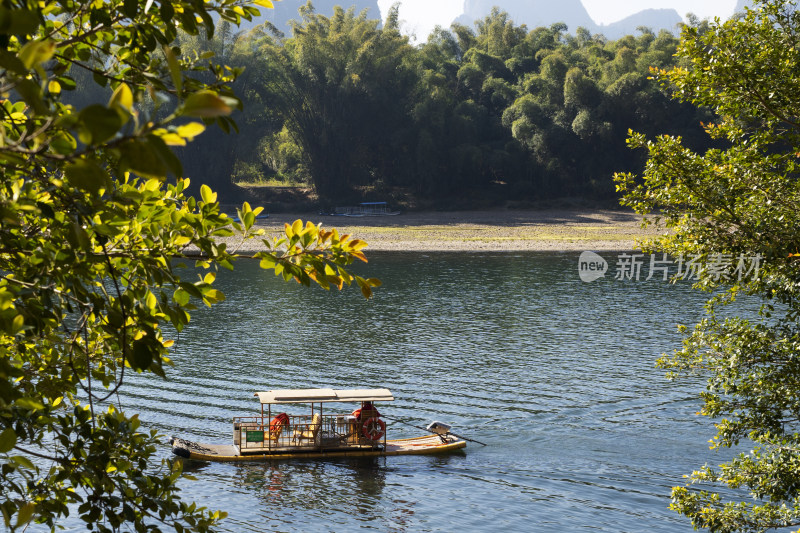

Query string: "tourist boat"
[169, 388, 466, 461]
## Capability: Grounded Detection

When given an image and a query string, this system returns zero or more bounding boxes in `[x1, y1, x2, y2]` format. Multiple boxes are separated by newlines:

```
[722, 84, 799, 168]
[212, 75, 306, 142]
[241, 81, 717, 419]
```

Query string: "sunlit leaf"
[109, 83, 134, 113]
[182, 91, 232, 118]
[19, 39, 56, 69]
[200, 184, 216, 204]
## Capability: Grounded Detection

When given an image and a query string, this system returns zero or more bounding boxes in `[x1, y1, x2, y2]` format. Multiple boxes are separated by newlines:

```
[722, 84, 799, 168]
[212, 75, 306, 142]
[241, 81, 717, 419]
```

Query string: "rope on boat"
[382, 415, 488, 446]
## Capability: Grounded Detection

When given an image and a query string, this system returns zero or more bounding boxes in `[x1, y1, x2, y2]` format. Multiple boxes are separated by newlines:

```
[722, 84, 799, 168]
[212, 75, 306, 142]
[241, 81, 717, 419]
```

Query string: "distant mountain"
[455, 0, 595, 33]
[238, 0, 381, 36]
[455, 0, 682, 39]
[600, 9, 682, 39]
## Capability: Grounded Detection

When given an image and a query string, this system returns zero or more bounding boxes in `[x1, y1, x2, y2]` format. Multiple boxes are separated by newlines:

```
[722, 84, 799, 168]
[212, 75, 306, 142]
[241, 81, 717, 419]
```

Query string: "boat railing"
[232, 413, 386, 452]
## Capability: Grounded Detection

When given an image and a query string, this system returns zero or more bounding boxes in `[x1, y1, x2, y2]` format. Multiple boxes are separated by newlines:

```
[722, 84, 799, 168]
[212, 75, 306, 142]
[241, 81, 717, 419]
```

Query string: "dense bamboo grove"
[167, 3, 717, 206]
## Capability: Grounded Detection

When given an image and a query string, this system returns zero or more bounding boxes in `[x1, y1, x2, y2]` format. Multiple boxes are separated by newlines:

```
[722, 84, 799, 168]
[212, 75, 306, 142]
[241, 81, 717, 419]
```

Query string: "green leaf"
[78, 104, 123, 145]
[15, 503, 35, 527]
[10, 455, 34, 470]
[163, 45, 182, 94]
[173, 288, 190, 306]
[0, 7, 40, 36]
[0, 427, 17, 453]
[0, 49, 27, 75]
[50, 131, 78, 155]
[14, 79, 47, 114]
[130, 340, 154, 371]
[118, 137, 181, 179]
[199, 184, 216, 204]
[64, 159, 109, 193]
[123, 0, 138, 18]
[18, 39, 55, 69]
[182, 91, 232, 118]
[14, 397, 44, 410]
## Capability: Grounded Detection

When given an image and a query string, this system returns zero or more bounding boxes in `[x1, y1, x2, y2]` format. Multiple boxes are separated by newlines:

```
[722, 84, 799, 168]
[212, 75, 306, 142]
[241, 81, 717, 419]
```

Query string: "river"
[114, 252, 753, 532]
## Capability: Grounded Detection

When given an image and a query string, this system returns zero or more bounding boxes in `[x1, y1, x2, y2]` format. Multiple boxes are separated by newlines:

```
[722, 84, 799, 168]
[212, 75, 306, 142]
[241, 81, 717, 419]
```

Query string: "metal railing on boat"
[232, 413, 386, 453]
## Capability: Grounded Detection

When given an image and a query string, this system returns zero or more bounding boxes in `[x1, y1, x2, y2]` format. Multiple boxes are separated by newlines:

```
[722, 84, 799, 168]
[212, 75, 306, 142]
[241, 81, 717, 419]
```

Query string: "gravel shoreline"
[220, 209, 665, 252]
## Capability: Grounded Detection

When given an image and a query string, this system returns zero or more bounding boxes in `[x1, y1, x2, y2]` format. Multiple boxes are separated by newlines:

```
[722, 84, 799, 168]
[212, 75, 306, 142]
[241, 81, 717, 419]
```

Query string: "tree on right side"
[615, 1, 800, 531]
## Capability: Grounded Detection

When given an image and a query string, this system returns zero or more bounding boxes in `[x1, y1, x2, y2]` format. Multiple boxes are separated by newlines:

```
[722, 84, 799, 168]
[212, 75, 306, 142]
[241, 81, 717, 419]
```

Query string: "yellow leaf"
[152, 129, 186, 146]
[9, 112, 26, 125]
[254, 0, 274, 7]
[291, 219, 303, 236]
[175, 122, 205, 140]
[109, 83, 133, 112]
[349, 239, 367, 251]
[48, 80, 61, 94]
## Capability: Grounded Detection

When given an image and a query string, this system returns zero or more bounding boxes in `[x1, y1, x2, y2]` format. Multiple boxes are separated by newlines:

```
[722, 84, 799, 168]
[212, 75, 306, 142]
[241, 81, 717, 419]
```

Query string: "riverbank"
[223, 209, 665, 252]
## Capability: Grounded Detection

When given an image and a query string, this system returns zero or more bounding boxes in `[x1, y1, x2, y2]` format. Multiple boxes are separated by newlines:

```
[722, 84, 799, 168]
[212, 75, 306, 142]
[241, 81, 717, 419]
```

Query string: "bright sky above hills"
[376, 1, 739, 40]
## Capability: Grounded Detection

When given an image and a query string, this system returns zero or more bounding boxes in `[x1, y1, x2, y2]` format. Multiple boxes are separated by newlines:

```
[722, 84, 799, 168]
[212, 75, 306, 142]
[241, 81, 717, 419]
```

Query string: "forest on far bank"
[75, 2, 722, 210]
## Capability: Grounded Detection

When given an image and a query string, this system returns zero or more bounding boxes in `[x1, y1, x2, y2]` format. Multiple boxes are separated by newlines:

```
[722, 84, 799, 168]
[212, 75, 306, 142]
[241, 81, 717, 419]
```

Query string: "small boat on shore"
[169, 388, 466, 461]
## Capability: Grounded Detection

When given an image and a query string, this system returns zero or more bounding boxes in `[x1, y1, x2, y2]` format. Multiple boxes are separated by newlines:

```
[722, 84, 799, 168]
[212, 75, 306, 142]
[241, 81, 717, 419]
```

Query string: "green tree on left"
[0, 1, 379, 531]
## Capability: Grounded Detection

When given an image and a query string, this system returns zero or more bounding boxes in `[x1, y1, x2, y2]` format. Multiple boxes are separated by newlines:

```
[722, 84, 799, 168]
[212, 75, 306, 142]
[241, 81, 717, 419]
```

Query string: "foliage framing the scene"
[0, 0, 379, 531]
[615, 0, 800, 531]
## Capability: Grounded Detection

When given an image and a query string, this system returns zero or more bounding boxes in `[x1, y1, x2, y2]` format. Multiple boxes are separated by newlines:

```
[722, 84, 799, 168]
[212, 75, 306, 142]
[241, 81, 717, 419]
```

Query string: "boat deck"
[171, 434, 465, 461]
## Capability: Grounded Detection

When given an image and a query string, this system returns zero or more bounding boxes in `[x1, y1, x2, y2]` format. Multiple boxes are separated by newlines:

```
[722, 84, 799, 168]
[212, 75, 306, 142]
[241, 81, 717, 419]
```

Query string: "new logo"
[578, 251, 608, 282]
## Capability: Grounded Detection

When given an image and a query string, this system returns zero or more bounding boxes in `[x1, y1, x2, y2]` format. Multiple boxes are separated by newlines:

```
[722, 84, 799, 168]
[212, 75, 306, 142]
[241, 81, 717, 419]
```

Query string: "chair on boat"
[293, 413, 321, 446]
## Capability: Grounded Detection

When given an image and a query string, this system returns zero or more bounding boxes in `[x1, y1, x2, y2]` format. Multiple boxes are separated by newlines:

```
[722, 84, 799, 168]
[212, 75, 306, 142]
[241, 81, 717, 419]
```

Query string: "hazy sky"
[376, 1, 739, 39]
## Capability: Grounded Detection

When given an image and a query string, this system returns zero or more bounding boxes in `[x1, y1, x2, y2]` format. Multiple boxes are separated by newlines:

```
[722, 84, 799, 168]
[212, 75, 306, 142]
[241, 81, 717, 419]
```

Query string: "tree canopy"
[0, 0, 378, 531]
[181, 3, 714, 206]
[616, 0, 800, 530]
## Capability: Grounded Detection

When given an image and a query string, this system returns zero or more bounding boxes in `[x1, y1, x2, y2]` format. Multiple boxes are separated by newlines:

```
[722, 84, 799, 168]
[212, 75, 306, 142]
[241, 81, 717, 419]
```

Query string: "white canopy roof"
[254, 388, 394, 405]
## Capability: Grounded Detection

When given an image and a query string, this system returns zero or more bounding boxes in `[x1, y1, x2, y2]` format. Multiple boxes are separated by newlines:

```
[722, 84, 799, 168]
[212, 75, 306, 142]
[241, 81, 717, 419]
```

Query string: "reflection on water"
[76, 252, 764, 532]
[230, 459, 387, 511]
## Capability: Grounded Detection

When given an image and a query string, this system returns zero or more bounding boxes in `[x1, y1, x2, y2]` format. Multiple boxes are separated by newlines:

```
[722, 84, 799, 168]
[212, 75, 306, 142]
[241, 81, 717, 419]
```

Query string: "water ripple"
[95, 252, 764, 532]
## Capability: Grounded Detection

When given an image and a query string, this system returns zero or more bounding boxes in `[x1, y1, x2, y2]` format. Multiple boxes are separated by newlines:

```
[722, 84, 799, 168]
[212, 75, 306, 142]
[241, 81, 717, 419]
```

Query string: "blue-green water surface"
[114, 252, 750, 532]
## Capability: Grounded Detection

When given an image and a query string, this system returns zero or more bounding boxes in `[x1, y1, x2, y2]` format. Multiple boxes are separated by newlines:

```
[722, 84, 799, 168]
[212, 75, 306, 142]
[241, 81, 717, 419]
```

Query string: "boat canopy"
[254, 388, 394, 405]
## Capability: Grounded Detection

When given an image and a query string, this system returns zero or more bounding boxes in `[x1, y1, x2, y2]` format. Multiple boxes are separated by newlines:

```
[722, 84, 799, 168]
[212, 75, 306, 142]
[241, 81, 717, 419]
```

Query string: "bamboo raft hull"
[170, 434, 466, 462]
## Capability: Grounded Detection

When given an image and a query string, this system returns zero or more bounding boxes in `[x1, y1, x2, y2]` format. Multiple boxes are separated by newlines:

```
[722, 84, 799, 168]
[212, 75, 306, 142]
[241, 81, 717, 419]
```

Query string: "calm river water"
[113, 252, 751, 532]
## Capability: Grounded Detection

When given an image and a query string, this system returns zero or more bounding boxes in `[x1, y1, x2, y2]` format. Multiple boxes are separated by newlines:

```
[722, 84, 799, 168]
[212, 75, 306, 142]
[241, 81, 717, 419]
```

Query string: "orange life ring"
[270, 413, 289, 434]
[362, 417, 385, 441]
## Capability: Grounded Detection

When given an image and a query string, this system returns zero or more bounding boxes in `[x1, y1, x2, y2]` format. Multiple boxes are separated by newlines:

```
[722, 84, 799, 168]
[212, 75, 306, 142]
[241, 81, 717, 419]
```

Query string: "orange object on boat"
[270, 413, 289, 436]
